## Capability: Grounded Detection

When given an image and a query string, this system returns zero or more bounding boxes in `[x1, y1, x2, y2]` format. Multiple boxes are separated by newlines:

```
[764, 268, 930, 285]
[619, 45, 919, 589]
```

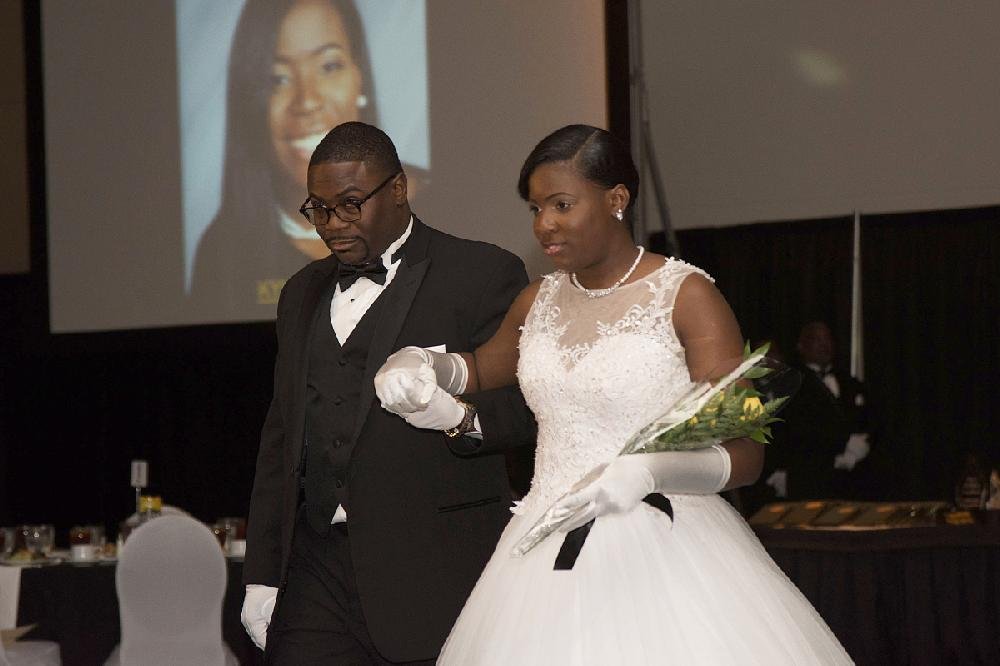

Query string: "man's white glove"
[398, 384, 466, 431]
[375, 346, 469, 414]
[375, 348, 437, 414]
[241, 584, 278, 651]
[834, 433, 870, 470]
[554, 445, 731, 533]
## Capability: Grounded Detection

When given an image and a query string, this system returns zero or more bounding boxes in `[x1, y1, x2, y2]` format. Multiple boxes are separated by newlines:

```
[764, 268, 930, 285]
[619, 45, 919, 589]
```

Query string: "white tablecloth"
[0, 566, 21, 630]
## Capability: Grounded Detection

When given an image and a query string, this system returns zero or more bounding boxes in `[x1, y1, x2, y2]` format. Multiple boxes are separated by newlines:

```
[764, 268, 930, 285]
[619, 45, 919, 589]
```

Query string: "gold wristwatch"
[444, 397, 478, 438]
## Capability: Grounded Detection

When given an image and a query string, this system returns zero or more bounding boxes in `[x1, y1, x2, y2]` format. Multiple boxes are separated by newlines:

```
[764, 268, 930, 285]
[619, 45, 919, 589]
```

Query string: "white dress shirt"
[331, 217, 413, 345]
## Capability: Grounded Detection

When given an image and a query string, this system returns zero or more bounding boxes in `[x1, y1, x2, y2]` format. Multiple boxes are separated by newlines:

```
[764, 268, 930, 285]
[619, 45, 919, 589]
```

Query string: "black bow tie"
[337, 258, 387, 290]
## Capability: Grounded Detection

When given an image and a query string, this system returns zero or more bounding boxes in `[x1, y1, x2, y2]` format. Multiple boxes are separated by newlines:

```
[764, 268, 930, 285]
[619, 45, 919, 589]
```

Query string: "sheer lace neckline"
[515, 257, 713, 512]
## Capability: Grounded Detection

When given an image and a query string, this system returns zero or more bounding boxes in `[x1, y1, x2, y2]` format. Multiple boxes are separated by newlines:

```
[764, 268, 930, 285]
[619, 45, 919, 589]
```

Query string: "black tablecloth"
[17, 559, 261, 666]
[756, 523, 1000, 666]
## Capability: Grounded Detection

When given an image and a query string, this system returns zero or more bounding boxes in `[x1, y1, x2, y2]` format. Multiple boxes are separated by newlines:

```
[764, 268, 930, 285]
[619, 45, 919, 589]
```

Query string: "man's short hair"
[310, 121, 403, 176]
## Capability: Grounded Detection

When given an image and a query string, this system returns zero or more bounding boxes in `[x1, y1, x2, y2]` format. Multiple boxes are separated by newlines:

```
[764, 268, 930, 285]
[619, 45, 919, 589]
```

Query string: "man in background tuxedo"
[240, 122, 534, 664]
[767, 321, 873, 500]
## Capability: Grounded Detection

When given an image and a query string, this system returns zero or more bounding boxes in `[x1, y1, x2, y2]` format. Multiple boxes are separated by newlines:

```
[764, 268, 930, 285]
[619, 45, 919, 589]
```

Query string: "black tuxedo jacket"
[243, 218, 533, 661]
[828, 370, 868, 435]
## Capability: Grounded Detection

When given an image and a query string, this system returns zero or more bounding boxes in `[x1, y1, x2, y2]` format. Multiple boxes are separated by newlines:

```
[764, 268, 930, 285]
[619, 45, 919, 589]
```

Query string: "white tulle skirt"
[438, 494, 852, 665]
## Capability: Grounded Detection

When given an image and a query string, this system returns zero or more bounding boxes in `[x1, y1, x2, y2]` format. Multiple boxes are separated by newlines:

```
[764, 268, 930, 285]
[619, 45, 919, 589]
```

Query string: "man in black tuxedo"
[772, 321, 873, 500]
[240, 122, 534, 664]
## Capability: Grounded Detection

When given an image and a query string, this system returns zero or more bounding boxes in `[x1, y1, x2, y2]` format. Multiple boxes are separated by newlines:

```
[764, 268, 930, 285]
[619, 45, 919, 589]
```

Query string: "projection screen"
[42, 0, 606, 332]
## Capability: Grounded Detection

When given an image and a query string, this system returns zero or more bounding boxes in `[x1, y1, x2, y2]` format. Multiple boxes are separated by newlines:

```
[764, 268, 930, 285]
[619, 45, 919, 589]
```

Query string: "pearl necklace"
[571, 246, 645, 298]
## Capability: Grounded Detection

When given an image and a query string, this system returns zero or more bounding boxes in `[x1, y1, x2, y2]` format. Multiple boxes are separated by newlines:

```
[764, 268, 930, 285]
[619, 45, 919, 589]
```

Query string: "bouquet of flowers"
[511, 344, 798, 558]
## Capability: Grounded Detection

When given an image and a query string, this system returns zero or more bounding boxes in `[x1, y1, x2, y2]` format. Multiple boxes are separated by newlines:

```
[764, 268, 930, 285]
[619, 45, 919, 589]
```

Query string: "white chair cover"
[1, 641, 61, 666]
[106, 515, 236, 666]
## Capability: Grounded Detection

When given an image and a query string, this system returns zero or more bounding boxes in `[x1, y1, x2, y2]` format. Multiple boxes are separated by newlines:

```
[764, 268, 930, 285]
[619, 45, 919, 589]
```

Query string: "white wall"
[639, 0, 1000, 229]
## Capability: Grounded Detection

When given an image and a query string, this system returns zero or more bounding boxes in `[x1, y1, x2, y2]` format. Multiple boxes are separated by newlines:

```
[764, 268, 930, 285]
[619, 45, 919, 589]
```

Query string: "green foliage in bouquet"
[632, 343, 788, 454]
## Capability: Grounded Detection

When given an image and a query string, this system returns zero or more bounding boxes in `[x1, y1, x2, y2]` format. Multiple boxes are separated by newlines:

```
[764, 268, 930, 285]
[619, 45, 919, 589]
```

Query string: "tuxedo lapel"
[350, 220, 432, 445]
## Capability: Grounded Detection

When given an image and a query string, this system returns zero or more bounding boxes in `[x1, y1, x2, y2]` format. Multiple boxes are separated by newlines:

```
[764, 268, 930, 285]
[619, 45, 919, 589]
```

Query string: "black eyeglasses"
[299, 171, 400, 225]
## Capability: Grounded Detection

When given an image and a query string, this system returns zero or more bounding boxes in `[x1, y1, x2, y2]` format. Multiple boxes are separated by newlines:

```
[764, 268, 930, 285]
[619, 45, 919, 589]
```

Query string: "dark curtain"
[861, 206, 1000, 500]
[674, 216, 855, 361]
[0, 325, 275, 534]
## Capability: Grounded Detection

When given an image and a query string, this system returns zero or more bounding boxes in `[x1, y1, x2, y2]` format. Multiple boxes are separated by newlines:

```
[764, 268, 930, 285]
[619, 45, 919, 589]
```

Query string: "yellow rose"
[687, 416, 699, 425]
[743, 396, 763, 417]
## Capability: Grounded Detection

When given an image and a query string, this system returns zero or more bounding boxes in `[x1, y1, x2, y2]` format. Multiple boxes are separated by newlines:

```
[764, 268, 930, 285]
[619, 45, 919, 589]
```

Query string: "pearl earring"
[356, 94, 368, 109]
[614, 210, 624, 222]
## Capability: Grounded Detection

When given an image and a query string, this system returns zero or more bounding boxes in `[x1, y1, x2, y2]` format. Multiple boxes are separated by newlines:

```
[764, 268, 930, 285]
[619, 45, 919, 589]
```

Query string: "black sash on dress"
[553, 494, 673, 570]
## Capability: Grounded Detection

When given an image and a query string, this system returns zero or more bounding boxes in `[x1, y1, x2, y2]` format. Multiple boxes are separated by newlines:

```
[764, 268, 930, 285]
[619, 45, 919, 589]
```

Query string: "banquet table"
[753, 521, 1000, 666]
[15, 558, 261, 666]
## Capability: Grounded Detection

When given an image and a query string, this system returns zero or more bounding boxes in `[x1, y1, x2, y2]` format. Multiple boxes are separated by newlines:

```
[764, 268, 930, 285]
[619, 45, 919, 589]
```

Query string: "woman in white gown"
[376, 125, 852, 665]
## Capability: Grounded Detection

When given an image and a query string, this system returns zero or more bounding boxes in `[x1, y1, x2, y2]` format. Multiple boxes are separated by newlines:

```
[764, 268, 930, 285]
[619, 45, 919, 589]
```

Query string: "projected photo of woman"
[187, 0, 429, 317]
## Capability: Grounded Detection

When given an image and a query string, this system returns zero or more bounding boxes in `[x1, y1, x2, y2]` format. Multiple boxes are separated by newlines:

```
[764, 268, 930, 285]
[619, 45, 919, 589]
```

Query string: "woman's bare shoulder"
[508, 278, 544, 324]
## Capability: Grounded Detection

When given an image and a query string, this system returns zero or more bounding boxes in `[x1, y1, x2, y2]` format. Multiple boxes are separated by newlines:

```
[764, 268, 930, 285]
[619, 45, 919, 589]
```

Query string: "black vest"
[303, 282, 386, 533]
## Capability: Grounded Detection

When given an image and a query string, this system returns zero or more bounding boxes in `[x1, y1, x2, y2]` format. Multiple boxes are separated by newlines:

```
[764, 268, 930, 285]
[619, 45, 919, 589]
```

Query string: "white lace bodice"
[514, 258, 712, 514]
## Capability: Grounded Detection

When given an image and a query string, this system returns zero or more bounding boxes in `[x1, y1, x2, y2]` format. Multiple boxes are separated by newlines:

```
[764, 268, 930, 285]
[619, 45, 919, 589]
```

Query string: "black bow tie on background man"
[337, 258, 388, 290]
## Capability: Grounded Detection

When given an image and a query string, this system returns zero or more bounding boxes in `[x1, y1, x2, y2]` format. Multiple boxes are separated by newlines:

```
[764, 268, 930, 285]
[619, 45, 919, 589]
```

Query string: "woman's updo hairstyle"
[517, 125, 639, 217]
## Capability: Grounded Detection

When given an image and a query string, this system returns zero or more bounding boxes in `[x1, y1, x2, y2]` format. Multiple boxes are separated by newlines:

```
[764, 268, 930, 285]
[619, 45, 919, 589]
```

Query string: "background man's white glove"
[834, 433, 870, 470]
[399, 384, 466, 431]
[241, 584, 278, 651]
[766, 469, 788, 498]
[554, 445, 732, 533]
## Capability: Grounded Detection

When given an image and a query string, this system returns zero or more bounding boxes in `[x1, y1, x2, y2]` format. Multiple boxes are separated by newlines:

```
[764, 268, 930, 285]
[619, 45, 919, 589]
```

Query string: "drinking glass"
[0, 527, 15, 557]
[23, 524, 54, 555]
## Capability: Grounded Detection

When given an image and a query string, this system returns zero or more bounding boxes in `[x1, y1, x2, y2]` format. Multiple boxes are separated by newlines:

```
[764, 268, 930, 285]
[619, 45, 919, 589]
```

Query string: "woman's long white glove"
[555, 445, 732, 532]
[241, 584, 278, 650]
[375, 346, 468, 413]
